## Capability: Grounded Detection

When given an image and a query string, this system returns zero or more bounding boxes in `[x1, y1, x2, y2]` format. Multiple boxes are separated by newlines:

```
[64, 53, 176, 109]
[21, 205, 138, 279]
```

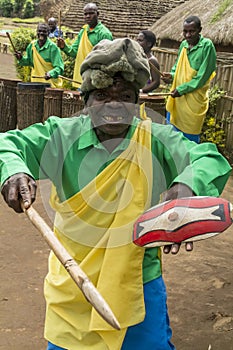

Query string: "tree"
[14, 0, 25, 16]
[0, 0, 14, 17]
[22, 0, 35, 18]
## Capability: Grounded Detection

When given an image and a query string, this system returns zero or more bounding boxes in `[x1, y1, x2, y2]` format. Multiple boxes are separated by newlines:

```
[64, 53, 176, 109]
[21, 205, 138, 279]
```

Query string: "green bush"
[11, 27, 36, 81]
[22, 0, 35, 18]
[11, 26, 36, 51]
[201, 85, 226, 151]
[0, 0, 38, 17]
[61, 37, 76, 90]
[13, 0, 25, 16]
[0, 0, 14, 17]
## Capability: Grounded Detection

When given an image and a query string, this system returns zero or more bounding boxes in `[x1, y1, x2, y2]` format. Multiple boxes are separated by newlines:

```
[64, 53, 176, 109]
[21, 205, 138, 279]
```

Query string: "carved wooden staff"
[22, 204, 121, 330]
[31, 75, 81, 85]
[6, 32, 18, 54]
[58, 9, 62, 37]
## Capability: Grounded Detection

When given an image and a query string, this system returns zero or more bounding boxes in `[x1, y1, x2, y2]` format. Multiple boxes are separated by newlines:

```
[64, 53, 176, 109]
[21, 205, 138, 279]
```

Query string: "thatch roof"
[150, 0, 233, 48]
[40, 0, 190, 39]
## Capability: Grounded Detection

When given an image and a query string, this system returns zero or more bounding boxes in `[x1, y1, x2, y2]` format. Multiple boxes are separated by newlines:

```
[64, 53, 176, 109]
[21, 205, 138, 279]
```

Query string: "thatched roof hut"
[150, 0, 233, 52]
[40, 0, 190, 39]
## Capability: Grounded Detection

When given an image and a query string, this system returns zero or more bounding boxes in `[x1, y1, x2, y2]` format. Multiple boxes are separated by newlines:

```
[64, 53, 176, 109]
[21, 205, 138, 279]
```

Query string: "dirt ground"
[0, 48, 233, 350]
[0, 52, 18, 80]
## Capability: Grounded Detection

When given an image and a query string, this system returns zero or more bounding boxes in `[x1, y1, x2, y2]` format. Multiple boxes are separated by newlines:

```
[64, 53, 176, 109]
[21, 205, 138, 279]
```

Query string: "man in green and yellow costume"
[57, 2, 113, 89]
[162, 15, 216, 143]
[0, 38, 231, 350]
[15, 23, 64, 88]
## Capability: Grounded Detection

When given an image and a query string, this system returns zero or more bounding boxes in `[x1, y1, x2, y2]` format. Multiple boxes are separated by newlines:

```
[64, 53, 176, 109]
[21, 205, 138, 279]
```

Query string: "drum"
[0, 78, 20, 132]
[17, 82, 50, 129]
[43, 88, 63, 121]
[62, 90, 84, 118]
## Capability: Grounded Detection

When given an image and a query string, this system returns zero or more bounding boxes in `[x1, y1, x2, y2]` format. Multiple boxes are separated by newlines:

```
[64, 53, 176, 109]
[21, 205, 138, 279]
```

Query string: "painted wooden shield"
[133, 197, 232, 247]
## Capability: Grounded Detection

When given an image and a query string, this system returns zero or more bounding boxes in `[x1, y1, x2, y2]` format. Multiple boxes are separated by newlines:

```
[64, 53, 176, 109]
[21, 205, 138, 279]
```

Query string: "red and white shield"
[133, 197, 233, 247]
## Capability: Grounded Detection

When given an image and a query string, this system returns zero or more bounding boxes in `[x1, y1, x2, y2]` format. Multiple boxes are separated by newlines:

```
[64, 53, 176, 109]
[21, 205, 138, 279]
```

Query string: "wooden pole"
[31, 75, 46, 79]
[22, 205, 121, 330]
[32, 75, 82, 85]
[149, 60, 163, 77]
[58, 9, 62, 37]
[59, 75, 81, 85]
[147, 92, 171, 96]
[6, 32, 17, 54]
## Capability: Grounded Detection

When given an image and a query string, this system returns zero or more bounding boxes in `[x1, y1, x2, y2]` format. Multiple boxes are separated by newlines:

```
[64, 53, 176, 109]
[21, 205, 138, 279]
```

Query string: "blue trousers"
[47, 276, 175, 350]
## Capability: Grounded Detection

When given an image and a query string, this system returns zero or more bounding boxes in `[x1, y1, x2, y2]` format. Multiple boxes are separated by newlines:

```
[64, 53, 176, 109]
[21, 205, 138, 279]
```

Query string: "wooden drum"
[0, 78, 20, 132]
[17, 82, 50, 129]
[43, 88, 63, 121]
[62, 90, 84, 118]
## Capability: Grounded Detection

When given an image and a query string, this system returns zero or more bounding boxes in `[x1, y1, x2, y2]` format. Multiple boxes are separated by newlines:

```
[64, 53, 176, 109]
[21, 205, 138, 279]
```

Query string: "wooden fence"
[216, 95, 233, 161]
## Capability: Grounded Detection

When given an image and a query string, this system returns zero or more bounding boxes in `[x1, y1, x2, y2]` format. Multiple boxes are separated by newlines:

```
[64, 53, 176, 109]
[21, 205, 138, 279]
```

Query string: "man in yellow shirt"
[57, 2, 113, 89]
[15, 23, 64, 88]
[162, 16, 216, 143]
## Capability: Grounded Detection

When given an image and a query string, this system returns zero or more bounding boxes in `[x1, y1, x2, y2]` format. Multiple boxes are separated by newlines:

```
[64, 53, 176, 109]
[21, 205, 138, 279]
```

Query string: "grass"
[0, 16, 40, 32]
[210, 0, 233, 23]
[11, 16, 43, 24]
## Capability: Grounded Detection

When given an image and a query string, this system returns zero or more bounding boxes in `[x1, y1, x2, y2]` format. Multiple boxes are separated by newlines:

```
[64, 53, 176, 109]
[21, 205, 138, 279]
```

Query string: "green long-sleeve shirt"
[62, 21, 113, 58]
[0, 116, 231, 283]
[171, 35, 217, 95]
[19, 38, 64, 78]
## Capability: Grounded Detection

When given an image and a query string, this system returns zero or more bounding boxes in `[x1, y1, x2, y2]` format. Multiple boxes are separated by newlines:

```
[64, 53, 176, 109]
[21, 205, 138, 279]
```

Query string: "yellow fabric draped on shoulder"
[31, 43, 62, 88]
[166, 47, 215, 134]
[73, 25, 93, 88]
[44, 119, 153, 350]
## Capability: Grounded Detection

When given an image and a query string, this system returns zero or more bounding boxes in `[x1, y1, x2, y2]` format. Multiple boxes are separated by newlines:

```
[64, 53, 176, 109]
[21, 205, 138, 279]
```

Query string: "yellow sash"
[31, 43, 62, 88]
[44, 120, 153, 349]
[166, 47, 215, 134]
[73, 25, 93, 88]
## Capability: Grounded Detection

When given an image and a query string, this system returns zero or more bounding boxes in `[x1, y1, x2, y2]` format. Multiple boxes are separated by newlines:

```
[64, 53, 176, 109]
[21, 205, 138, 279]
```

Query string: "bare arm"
[142, 57, 161, 93]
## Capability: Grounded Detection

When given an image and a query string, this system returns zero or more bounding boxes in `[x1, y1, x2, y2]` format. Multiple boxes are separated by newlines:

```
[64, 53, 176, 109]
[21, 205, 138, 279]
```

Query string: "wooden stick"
[31, 75, 46, 79]
[59, 75, 81, 85]
[153, 47, 178, 56]
[58, 9, 62, 37]
[147, 92, 172, 96]
[22, 205, 121, 330]
[32, 75, 82, 85]
[6, 32, 17, 53]
[149, 60, 163, 77]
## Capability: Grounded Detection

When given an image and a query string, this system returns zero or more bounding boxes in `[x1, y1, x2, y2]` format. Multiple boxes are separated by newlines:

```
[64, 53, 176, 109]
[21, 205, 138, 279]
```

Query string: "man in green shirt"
[0, 38, 231, 350]
[15, 23, 64, 88]
[57, 2, 113, 88]
[162, 16, 217, 143]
